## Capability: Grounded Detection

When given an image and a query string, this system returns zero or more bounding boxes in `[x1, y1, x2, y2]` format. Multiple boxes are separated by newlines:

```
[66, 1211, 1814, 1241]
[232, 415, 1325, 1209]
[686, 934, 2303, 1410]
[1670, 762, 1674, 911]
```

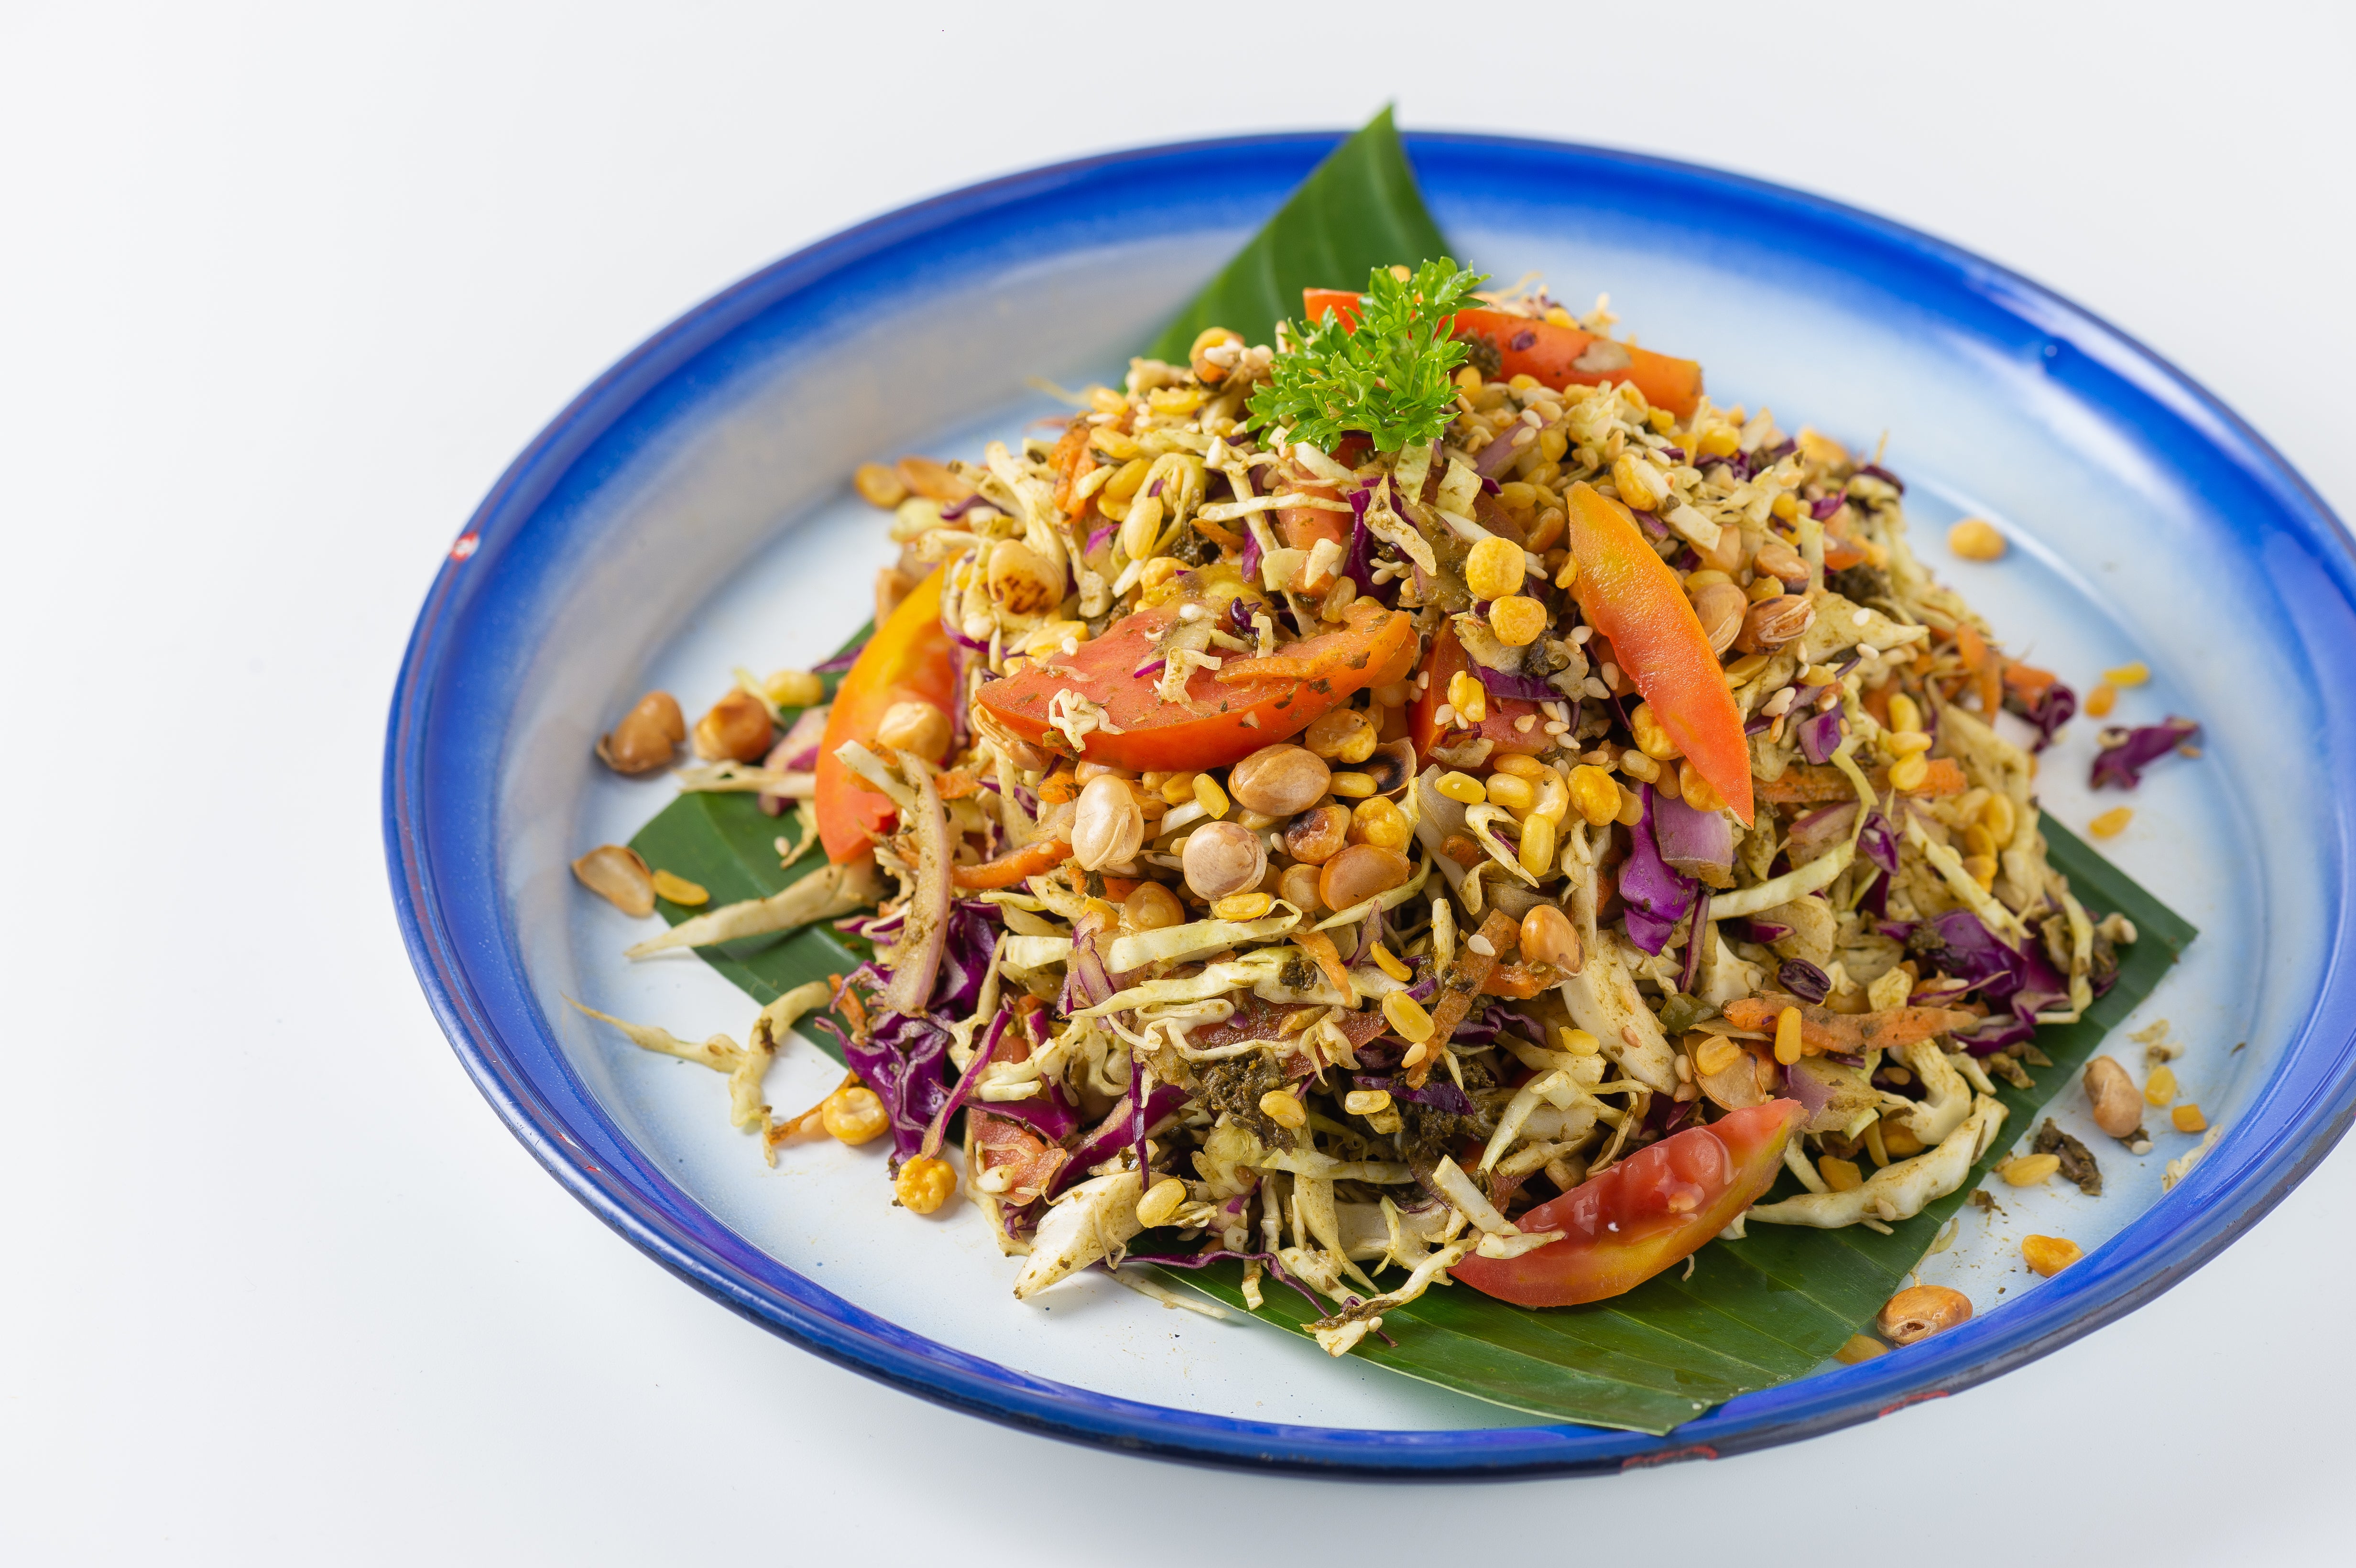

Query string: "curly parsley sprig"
[1247, 258, 1488, 455]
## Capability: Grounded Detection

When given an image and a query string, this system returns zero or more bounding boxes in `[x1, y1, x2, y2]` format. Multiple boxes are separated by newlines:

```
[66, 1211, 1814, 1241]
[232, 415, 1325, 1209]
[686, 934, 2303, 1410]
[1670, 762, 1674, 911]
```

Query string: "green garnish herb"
[1247, 257, 1489, 454]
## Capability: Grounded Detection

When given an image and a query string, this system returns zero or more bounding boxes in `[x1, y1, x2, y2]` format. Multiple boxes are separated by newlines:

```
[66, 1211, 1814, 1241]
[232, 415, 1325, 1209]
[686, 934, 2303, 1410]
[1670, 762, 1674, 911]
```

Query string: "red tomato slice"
[815, 567, 959, 862]
[1451, 1100, 1802, 1307]
[1407, 621, 1549, 761]
[1301, 291, 1703, 418]
[1562, 482, 1754, 826]
[974, 593, 1413, 772]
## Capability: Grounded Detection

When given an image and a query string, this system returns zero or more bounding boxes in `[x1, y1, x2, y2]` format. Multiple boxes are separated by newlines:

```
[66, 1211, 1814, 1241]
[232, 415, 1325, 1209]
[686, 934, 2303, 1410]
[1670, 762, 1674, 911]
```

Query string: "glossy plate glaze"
[385, 131, 2356, 1475]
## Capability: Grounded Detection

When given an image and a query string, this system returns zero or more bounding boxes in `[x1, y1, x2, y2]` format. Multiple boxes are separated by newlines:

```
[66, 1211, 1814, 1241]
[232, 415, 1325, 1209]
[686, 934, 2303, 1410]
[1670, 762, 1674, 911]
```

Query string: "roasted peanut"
[1071, 774, 1146, 871]
[1688, 580, 1750, 656]
[693, 688, 774, 762]
[599, 690, 686, 774]
[1277, 862, 1325, 913]
[1876, 1284, 1971, 1345]
[1319, 843, 1411, 911]
[1283, 804, 1353, 864]
[2083, 1056, 2142, 1138]
[1181, 819, 1266, 901]
[1519, 902, 1582, 972]
[1752, 537, 1811, 588]
[1123, 880, 1185, 930]
[571, 844, 655, 916]
[1227, 744, 1331, 815]
[1735, 594, 1816, 654]
[874, 699, 952, 763]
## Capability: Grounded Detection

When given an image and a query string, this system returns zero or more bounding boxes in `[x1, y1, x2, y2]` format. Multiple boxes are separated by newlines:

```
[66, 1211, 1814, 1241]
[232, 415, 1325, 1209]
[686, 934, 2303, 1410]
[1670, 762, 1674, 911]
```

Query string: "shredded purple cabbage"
[1085, 522, 1115, 555]
[1858, 811, 1899, 875]
[1475, 425, 1535, 479]
[1054, 1081, 1188, 1193]
[1634, 509, 1669, 539]
[1353, 1074, 1477, 1117]
[1856, 462, 1904, 493]
[2005, 680, 2077, 752]
[1237, 524, 1262, 583]
[1653, 789, 1734, 880]
[938, 492, 992, 522]
[1797, 707, 1845, 766]
[2092, 716, 2200, 790]
[837, 902, 1005, 1158]
[1119, 1248, 1330, 1313]
[1621, 786, 1699, 954]
[1472, 663, 1558, 703]
[1227, 596, 1255, 635]
[1778, 958, 1832, 1004]
[1809, 495, 1843, 521]
[1680, 885, 1712, 993]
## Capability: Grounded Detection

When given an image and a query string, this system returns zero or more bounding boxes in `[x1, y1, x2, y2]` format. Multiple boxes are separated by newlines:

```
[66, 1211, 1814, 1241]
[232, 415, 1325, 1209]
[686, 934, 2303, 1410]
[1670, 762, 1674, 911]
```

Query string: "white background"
[6, 3, 2351, 1561]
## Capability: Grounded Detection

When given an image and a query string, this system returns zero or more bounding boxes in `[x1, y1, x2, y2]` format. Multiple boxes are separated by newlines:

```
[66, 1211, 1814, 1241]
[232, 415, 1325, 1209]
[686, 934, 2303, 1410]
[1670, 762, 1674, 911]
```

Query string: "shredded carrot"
[1036, 770, 1080, 805]
[1954, 623, 1989, 671]
[934, 767, 982, 800]
[2003, 662, 2057, 699]
[1756, 757, 1965, 802]
[952, 837, 1072, 890]
[1191, 516, 1243, 551]
[1721, 994, 1978, 1055]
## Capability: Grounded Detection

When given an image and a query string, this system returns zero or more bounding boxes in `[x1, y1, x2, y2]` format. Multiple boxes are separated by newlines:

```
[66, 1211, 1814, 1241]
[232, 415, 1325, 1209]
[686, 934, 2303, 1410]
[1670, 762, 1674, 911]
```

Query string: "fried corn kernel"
[1697, 424, 1742, 459]
[763, 669, 825, 708]
[1611, 451, 1666, 512]
[1518, 812, 1557, 877]
[1157, 770, 1199, 805]
[1329, 771, 1376, 798]
[1558, 1027, 1601, 1057]
[1834, 1334, 1888, 1365]
[1886, 730, 1934, 757]
[1819, 1155, 1863, 1192]
[1370, 943, 1412, 983]
[1464, 535, 1527, 601]
[650, 869, 709, 906]
[1488, 595, 1549, 647]
[1135, 1176, 1189, 1228]
[2021, 1234, 2083, 1277]
[2088, 806, 2132, 839]
[1446, 670, 1489, 725]
[1694, 1036, 1743, 1077]
[1483, 773, 1537, 813]
[1434, 771, 1487, 805]
[1629, 702, 1681, 761]
[1553, 554, 1580, 591]
[1774, 1007, 1804, 1066]
[2085, 682, 2117, 718]
[1962, 853, 1998, 893]
[1770, 491, 1800, 523]
[1343, 1088, 1393, 1117]
[2172, 1103, 2208, 1132]
[1888, 753, 1931, 792]
[1349, 795, 1411, 850]
[2000, 1152, 2062, 1187]
[2144, 1064, 2178, 1105]
[1948, 517, 2007, 561]
[1568, 764, 1621, 827]
[1258, 1089, 1308, 1129]
[1887, 691, 1924, 735]
[821, 1085, 888, 1145]
[1881, 1122, 1927, 1157]
[1213, 891, 1274, 921]
[1981, 792, 2017, 844]
[894, 1155, 957, 1214]
[1192, 773, 1231, 819]
[852, 462, 907, 508]
[1383, 991, 1437, 1044]
[1614, 781, 1647, 828]
[2105, 661, 2151, 687]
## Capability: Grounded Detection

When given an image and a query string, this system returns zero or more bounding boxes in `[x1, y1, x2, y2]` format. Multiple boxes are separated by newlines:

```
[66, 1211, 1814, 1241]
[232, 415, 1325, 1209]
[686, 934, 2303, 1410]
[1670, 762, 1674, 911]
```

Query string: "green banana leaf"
[1154, 819, 2192, 1434]
[1141, 105, 1450, 364]
[622, 112, 2197, 1434]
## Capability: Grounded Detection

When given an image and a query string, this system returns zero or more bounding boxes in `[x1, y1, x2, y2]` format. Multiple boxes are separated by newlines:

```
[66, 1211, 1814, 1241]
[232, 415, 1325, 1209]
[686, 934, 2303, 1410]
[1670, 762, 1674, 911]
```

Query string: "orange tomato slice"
[815, 567, 959, 862]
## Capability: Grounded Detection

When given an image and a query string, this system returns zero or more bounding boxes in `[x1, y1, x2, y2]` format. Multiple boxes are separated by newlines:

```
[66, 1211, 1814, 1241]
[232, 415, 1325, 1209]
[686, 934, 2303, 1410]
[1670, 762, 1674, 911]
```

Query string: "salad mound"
[573, 259, 2180, 1360]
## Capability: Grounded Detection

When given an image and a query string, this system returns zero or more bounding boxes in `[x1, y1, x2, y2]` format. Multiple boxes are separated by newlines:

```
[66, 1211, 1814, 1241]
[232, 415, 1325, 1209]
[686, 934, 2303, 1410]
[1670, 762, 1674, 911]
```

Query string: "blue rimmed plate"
[385, 131, 2356, 1475]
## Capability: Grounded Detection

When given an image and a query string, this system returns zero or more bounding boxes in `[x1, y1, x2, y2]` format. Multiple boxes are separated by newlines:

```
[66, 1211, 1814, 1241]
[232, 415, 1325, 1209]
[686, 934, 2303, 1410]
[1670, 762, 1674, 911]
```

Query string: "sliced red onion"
[767, 709, 829, 773]
[1858, 810, 1899, 874]
[1797, 708, 1845, 765]
[1474, 425, 1535, 479]
[1856, 462, 1905, 493]
[939, 492, 993, 522]
[1809, 495, 1843, 521]
[1679, 885, 1712, 994]
[811, 641, 866, 674]
[2092, 716, 2198, 789]
[1085, 522, 1115, 555]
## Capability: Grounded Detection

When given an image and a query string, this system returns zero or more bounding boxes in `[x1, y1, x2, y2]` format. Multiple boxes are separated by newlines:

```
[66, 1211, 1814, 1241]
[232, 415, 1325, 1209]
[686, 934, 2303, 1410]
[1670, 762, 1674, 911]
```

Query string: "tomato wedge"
[1451, 1099, 1803, 1307]
[815, 566, 959, 862]
[1302, 290, 1703, 418]
[975, 593, 1413, 772]
[1407, 620, 1548, 760]
[1562, 482, 1753, 826]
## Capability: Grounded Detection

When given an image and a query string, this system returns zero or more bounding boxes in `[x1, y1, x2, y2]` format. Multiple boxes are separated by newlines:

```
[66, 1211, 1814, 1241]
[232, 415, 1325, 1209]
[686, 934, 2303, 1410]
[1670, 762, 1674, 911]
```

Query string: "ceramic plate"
[385, 131, 2356, 1475]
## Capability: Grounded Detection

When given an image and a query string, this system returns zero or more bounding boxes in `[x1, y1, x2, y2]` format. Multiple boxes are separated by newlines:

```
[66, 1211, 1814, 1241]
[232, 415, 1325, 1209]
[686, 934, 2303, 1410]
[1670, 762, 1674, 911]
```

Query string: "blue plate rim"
[383, 127, 2356, 1477]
